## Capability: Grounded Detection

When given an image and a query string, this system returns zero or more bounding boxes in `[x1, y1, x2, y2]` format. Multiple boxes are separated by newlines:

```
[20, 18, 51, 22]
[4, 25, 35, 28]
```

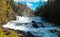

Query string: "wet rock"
[17, 30, 36, 37]
[40, 22, 45, 27]
[49, 30, 56, 33]
[18, 34, 25, 37]
[27, 31, 36, 37]
[32, 21, 39, 28]
[17, 30, 26, 37]
[32, 23, 39, 28]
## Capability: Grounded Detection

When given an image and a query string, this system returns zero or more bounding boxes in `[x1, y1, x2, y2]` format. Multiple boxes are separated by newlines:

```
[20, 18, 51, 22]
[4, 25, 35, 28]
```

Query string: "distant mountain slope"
[0, 0, 34, 25]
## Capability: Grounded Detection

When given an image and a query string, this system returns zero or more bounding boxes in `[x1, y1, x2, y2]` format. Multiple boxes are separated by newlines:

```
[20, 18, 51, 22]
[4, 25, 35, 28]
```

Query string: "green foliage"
[0, 0, 34, 25]
[0, 0, 16, 25]
[0, 28, 17, 37]
[35, 0, 60, 25]
[0, 0, 34, 37]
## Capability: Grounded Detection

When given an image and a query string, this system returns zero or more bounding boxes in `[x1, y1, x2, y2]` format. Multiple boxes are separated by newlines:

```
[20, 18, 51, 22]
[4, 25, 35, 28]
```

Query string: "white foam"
[3, 17, 59, 37]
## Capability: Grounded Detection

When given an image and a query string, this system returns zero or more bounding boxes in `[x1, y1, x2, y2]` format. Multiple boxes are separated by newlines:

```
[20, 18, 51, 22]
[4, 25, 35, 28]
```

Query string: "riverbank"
[0, 28, 17, 37]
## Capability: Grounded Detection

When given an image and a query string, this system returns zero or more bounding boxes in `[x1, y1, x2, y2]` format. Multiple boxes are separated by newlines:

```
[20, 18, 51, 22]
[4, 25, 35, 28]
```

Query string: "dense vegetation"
[0, 28, 17, 37]
[34, 0, 60, 26]
[0, 0, 34, 25]
[0, 0, 34, 37]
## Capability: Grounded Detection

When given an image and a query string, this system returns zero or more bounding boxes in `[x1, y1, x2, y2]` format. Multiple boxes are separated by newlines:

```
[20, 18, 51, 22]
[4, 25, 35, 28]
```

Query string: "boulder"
[32, 21, 39, 28]
[17, 30, 27, 37]
[17, 31, 36, 37]
[27, 31, 36, 37]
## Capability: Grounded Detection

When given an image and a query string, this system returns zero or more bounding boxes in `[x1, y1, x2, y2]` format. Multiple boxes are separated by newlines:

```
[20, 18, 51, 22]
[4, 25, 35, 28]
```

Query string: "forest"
[34, 0, 60, 26]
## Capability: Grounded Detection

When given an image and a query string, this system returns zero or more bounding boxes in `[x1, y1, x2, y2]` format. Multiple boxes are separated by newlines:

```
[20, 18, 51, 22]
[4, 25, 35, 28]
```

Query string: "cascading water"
[3, 16, 59, 37]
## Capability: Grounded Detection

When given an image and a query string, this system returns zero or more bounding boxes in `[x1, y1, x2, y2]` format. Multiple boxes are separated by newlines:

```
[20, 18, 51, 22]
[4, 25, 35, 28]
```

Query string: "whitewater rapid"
[3, 16, 59, 37]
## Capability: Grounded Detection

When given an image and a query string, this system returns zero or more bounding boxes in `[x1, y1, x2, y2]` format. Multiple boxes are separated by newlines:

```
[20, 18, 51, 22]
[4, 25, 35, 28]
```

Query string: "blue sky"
[14, 0, 48, 10]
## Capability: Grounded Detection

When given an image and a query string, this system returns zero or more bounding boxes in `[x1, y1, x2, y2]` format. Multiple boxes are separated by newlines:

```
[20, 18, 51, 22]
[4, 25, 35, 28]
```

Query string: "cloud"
[26, 3, 32, 7]
[14, 0, 40, 2]
[33, 0, 39, 2]
[43, 0, 48, 2]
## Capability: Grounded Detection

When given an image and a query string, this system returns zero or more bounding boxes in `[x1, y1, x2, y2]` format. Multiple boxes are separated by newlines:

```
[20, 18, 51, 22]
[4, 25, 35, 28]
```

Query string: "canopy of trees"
[34, 0, 60, 26]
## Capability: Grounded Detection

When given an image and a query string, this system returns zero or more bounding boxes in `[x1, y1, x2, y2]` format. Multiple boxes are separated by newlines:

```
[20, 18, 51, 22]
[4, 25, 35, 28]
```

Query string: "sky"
[14, 0, 48, 10]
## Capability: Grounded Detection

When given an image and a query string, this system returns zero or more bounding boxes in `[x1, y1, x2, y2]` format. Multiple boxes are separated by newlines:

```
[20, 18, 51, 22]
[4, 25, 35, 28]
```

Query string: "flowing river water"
[3, 16, 59, 37]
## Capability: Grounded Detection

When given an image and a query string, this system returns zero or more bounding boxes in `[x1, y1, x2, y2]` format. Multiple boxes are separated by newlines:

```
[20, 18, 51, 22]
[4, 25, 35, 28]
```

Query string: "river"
[3, 16, 59, 37]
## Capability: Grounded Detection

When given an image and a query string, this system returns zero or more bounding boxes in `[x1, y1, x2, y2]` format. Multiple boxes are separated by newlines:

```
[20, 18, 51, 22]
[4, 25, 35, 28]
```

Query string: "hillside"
[34, 0, 60, 26]
[0, 0, 34, 25]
